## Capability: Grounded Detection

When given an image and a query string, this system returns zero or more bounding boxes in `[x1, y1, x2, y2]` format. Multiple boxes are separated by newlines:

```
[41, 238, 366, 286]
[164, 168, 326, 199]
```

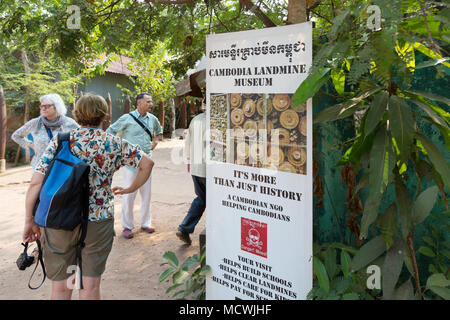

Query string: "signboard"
[206, 22, 313, 300]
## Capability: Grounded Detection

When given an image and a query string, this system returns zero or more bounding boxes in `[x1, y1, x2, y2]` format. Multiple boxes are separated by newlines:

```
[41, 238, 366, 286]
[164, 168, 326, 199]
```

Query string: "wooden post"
[180, 100, 187, 129]
[123, 95, 131, 114]
[0, 85, 7, 173]
[158, 101, 165, 133]
[170, 98, 176, 138]
[103, 92, 112, 130]
[187, 102, 192, 125]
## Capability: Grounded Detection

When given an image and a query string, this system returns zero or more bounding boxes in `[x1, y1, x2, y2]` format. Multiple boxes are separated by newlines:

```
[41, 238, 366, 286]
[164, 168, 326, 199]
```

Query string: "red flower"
[101, 178, 109, 188]
[94, 154, 105, 168]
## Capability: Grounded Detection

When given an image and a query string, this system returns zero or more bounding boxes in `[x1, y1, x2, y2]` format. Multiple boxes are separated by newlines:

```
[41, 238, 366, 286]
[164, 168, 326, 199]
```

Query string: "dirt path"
[0, 139, 205, 300]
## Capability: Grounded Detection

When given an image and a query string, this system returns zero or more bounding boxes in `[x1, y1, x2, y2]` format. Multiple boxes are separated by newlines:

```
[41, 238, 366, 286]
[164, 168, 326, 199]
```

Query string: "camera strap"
[28, 240, 47, 290]
[129, 113, 153, 141]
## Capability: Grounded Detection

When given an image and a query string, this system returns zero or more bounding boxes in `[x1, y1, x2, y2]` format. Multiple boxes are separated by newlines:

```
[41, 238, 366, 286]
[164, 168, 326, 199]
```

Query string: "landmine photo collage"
[209, 93, 307, 175]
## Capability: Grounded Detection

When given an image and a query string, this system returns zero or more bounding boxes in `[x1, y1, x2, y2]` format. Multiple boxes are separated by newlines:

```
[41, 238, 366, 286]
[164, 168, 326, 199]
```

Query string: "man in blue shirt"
[107, 93, 162, 239]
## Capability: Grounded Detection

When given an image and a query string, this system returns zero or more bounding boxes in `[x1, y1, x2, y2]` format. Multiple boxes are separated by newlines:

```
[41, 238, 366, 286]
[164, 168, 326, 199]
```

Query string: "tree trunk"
[158, 101, 165, 133]
[72, 83, 78, 111]
[180, 100, 187, 129]
[103, 92, 112, 130]
[170, 98, 176, 138]
[287, 0, 307, 24]
[124, 96, 131, 114]
[15, 49, 31, 165]
[0, 85, 7, 173]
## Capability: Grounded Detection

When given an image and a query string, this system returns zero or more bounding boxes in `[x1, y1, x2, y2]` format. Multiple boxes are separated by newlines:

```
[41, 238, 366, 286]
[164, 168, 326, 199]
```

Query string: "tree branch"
[96, 0, 123, 14]
[418, 0, 442, 56]
[144, 0, 195, 4]
[240, 0, 277, 27]
[308, 0, 324, 12]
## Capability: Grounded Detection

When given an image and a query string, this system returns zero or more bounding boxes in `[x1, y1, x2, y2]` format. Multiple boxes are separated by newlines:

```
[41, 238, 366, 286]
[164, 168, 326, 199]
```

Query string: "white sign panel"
[206, 22, 313, 300]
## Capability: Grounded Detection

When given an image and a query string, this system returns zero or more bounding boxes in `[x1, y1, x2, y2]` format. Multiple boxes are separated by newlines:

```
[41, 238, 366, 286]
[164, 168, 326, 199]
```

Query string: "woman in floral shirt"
[12, 93, 79, 170]
[23, 94, 154, 300]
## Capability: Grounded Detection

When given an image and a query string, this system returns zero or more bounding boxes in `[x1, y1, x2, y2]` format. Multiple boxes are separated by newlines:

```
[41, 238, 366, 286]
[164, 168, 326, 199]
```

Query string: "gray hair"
[40, 93, 67, 116]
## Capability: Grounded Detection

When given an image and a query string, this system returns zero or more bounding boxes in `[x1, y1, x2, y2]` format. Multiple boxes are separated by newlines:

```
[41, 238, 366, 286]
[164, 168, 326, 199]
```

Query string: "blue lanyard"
[44, 125, 53, 140]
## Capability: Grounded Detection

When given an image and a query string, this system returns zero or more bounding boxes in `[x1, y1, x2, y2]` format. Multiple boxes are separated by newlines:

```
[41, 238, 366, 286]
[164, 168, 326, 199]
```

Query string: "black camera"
[16, 243, 36, 271]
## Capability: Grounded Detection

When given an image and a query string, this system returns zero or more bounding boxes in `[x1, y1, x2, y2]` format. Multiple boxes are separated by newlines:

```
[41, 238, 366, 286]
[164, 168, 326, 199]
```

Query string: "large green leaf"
[418, 246, 436, 258]
[313, 257, 330, 295]
[426, 273, 450, 300]
[428, 286, 450, 300]
[395, 176, 412, 240]
[376, 203, 399, 250]
[426, 273, 450, 288]
[382, 239, 404, 300]
[416, 133, 450, 189]
[370, 128, 391, 193]
[292, 67, 330, 107]
[162, 251, 179, 268]
[393, 279, 415, 300]
[351, 236, 386, 272]
[403, 92, 450, 124]
[159, 268, 175, 284]
[324, 248, 337, 280]
[172, 269, 190, 285]
[409, 99, 448, 128]
[389, 96, 415, 162]
[365, 91, 389, 137]
[331, 69, 345, 95]
[340, 250, 352, 279]
[314, 87, 382, 123]
[360, 127, 391, 238]
[404, 89, 450, 106]
[337, 129, 376, 167]
[415, 57, 450, 69]
[411, 186, 439, 226]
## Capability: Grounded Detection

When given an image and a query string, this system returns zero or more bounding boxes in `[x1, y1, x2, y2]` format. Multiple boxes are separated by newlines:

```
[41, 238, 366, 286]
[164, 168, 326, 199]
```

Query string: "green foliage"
[308, 243, 382, 300]
[0, 47, 82, 114]
[117, 41, 176, 106]
[1, 1, 289, 79]
[305, 0, 449, 300]
[159, 247, 210, 300]
[419, 211, 450, 299]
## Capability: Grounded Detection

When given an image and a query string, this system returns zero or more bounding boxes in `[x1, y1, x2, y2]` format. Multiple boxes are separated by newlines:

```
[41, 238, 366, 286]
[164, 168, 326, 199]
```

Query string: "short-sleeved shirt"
[34, 127, 144, 221]
[106, 110, 162, 158]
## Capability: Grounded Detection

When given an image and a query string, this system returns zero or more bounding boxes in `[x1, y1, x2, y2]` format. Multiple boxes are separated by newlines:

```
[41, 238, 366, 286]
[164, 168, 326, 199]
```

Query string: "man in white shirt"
[176, 110, 206, 245]
[107, 93, 162, 239]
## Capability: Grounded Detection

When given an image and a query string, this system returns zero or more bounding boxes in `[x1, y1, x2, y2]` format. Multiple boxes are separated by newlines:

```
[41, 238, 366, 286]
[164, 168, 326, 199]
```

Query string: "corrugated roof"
[92, 55, 135, 76]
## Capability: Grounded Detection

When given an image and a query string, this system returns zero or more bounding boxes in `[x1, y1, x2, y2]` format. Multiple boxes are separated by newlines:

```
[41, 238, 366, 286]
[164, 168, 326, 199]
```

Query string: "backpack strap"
[75, 168, 90, 290]
[43, 125, 53, 140]
[28, 240, 47, 290]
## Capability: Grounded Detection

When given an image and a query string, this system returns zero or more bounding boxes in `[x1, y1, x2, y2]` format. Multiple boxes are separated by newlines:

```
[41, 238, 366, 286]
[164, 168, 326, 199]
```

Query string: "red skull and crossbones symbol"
[246, 228, 263, 250]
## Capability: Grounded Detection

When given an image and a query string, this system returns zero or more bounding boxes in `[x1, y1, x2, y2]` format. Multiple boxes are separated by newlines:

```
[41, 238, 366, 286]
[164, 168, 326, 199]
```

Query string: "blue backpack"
[31, 132, 90, 289]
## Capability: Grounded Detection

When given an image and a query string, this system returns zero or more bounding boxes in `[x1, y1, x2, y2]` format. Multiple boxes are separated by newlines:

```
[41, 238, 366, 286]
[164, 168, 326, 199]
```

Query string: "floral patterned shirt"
[34, 127, 144, 221]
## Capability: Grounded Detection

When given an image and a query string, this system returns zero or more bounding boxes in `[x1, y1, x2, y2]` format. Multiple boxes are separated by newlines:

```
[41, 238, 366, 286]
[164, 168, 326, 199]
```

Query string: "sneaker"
[176, 231, 192, 245]
[141, 226, 155, 233]
[122, 228, 134, 239]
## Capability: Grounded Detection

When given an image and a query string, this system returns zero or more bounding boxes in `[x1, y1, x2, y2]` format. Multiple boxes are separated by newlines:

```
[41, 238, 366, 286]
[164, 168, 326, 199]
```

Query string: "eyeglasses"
[40, 104, 54, 109]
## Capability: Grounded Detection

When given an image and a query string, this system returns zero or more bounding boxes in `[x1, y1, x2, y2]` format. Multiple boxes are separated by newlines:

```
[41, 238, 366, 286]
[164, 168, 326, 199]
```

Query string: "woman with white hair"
[12, 93, 79, 170]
